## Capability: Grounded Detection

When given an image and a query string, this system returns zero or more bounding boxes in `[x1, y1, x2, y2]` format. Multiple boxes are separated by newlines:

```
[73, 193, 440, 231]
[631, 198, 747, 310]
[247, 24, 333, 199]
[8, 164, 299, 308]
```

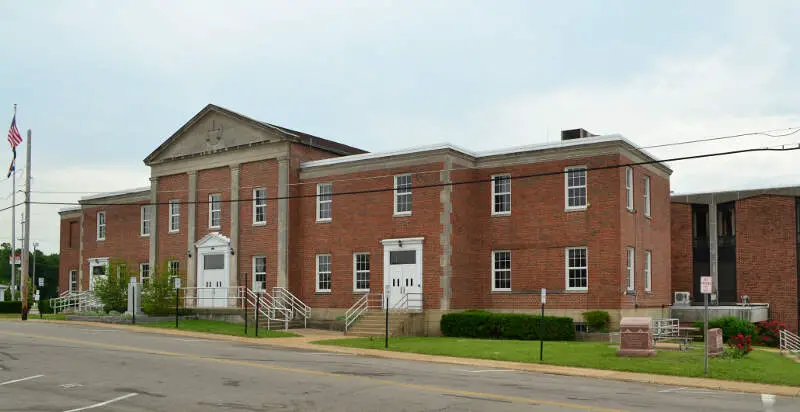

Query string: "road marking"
[63, 392, 138, 412]
[455, 369, 516, 373]
[0, 374, 44, 386]
[0, 330, 626, 412]
[59, 383, 84, 389]
[176, 339, 212, 342]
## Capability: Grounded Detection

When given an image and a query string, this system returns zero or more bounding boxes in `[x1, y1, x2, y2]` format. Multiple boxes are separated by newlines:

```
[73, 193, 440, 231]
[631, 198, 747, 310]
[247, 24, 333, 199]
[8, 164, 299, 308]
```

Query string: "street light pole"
[32, 241, 38, 295]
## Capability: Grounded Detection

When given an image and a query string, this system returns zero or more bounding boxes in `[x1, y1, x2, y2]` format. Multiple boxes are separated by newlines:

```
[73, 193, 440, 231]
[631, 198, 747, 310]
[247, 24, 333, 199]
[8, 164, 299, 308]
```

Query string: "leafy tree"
[142, 261, 183, 316]
[91, 259, 130, 313]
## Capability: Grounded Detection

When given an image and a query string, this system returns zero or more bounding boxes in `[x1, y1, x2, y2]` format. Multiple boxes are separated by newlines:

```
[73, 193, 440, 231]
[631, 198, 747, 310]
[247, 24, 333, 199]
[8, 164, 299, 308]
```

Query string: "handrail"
[780, 329, 800, 354]
[344, 293, 371, 334]
[390, 292, 423, 312]
[178, 286, 246, 309]
[245, 288, 292, 330]
[272, 287, 311, 328]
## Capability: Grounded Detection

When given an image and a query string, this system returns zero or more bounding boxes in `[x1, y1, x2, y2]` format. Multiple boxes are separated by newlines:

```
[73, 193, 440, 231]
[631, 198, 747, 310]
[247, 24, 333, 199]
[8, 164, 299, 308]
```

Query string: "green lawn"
[139, 319, 299, 338]
[315, 337, 800, 387]
[0, 313, 66, 320]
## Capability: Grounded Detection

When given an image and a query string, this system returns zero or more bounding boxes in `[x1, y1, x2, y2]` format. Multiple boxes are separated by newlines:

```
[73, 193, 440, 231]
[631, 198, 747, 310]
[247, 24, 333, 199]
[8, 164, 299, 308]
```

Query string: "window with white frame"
[168, 260, 180, 277]
[140, 205, 151, 236]
[169, 200, 180, 232]
[625, 167, 634, 211]
[492, 174, 511, 215]
[316, 183, 332, 221]
[626, 247, 635, 291]
[253, 188, 267, 225]
[643, 176, 651, 217]
[97, 211, 106, 240]
[117, 263, 127, 277]
[492, 250, 511, 291]
[394, 174, 412, 215]
[644, 250, 652, 292]
[253, 256, 266, 285]
[69, 270, 77, 292]
[565, 167, 587, 210]
[316, 254, 331, 292]
[353, 253, 370, 292]
[209, 194, 221, 228]
[140, 263, 150, 285]
[566, 247, 588, 290]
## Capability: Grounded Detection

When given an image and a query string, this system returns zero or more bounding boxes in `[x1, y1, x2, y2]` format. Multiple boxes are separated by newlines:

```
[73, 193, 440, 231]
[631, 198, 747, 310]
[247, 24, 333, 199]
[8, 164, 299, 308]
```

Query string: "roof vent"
[561, 128, 597, 141]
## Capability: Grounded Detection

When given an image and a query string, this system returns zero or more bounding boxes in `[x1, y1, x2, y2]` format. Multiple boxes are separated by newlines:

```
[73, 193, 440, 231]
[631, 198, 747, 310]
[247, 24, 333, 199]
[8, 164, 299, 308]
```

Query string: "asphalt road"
[0, 321, 797, 411]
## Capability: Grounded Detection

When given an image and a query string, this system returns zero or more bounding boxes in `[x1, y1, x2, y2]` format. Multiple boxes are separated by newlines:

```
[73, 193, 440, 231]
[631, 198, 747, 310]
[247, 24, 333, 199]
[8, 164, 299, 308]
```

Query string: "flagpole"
[9, 104, 16, 301]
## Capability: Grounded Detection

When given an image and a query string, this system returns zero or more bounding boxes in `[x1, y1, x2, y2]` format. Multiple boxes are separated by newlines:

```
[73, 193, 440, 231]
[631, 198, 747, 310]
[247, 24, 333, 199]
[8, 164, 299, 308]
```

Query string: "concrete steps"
[346, 311, 411, 337]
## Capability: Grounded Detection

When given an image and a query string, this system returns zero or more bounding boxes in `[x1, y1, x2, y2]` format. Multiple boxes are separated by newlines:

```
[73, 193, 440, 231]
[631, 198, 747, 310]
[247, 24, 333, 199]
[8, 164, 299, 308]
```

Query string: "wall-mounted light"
[187, 250, 192, 259]
[230, 247, 235, 256]
[398, 240, 403, 248]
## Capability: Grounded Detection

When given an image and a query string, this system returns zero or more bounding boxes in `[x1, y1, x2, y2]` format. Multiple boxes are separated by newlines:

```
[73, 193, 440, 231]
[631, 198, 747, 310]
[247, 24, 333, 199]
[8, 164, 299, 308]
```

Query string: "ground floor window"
[140, 263, 150, 286]
[69, 270, 77, 292]
[254, 256, 266, 285]
[353, 253, 370, 292]
[492, 250, 511, 291]
[566, 247, 588, 291]
[316, 254, 331, 292]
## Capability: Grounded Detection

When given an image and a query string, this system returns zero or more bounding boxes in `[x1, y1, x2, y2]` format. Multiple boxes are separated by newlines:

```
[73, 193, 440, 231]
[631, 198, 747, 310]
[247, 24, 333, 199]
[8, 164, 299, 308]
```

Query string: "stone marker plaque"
[708, 328, 724, 356]
[616, 317, 656, 357]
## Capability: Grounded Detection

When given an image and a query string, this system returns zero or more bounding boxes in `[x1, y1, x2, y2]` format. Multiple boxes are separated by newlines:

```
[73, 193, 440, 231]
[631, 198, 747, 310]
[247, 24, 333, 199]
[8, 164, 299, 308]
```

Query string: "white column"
[187, 171, 197, 288]
[230, 164, 240, 288]
[277, 156, 289, 288]
[149, 177, 158, 271]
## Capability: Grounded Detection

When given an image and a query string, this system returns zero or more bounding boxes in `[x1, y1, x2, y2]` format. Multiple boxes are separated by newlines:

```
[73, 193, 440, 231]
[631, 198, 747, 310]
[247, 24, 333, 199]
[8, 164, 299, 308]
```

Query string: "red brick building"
[59, 104, 673, 334]
[670, 186, 800, 332]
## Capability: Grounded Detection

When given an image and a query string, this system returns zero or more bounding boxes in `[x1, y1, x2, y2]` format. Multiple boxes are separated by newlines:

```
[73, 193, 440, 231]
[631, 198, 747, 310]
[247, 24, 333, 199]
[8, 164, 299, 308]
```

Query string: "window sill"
[209, 226, 221, 230]
[491, 289, 512, 293]
[140, 234, 150, 238]
[168, 230, 180, 234]
[393, 212, 412, 218]
[644, 215, 652, 220]
[491, 212, 511, 217]
[316, 219, 332, 224]
[564, 206, 587, 213]
[315, 291, 331, 295]
[353, 290, 370, 294]
[252, 222, 267, 227]
[565, 289, 588, 293]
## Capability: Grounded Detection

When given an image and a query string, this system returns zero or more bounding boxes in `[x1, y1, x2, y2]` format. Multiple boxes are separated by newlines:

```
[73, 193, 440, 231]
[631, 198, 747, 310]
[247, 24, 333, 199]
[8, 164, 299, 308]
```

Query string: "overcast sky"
[1, 0, 799, 253]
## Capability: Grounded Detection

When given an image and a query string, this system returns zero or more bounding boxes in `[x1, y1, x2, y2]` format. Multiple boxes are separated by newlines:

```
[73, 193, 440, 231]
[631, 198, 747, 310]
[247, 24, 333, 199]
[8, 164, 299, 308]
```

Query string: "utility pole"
[32, 241, 38, 294]
[20, 129, 31, 320]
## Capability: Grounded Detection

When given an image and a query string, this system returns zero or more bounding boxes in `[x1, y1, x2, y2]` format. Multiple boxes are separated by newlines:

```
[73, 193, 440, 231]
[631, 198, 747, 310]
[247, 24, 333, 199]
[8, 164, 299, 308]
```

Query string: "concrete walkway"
[9, 319, 800, 397]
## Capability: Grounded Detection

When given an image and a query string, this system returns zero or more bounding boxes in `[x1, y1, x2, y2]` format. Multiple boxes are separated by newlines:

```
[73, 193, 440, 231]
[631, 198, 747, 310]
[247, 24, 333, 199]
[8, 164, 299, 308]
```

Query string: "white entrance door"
[199, 253, 228, 308]
[386, 249, 422, 310]
[88, 258, 109, 291]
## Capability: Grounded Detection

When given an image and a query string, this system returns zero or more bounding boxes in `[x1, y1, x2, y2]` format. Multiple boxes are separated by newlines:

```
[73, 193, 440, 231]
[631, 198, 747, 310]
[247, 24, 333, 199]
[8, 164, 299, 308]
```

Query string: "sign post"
[540, 288, 546, 361]
[701, 276, 712, 377]
[174, 277, 181, 329]
[384, 284, 391, 349]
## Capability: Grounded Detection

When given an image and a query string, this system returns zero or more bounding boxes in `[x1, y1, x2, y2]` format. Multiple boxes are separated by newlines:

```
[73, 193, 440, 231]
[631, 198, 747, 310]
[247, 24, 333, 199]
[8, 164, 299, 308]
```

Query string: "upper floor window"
[96, 211, 106, 241]
[565, 247, 588, 291]
[565, 167, 587, 210]
[169, 200, 180, 233]
[625, 167, 634, 211]
[253, 188, 267, 225]
[209, 194, 221, 228]
[394, 174, 412, 216]
[316, 183, 332, 222]
[492, 174, 511, 215]
[643, 176, 651, 217]
[140, 205, 151, 237]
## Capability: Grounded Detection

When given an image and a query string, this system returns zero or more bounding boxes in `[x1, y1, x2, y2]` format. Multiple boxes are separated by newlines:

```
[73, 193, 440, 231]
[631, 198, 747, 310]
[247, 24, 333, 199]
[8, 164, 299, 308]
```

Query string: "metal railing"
[390, 292, 423, 312]
[245, 288, 292, 330]
[179, 286, 246, 309]
[50, 290, 104, 313]
[272, 287, 311, 328]
[780, 329, 800, 354]
[344, 293, 383, 334]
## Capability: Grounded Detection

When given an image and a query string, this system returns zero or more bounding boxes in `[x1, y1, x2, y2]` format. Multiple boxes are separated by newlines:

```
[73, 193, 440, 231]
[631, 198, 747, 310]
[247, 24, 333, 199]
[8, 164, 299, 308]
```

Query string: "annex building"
[59, 104, 673, 335]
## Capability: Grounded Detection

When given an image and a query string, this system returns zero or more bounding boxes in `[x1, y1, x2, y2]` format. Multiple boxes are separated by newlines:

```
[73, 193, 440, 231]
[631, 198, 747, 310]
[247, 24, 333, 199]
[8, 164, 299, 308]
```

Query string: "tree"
[91, 259, 130, 313]
[142, 260, 184, 316]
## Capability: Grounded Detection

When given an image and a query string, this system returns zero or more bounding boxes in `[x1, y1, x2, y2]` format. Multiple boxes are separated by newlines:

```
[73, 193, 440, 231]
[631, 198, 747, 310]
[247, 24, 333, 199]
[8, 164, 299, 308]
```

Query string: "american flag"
[7, 114, 22, 148]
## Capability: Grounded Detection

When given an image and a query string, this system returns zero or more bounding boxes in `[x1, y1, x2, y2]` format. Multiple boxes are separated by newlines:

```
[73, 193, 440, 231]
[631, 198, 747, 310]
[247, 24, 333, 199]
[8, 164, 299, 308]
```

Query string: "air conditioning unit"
[673, 292, 691, 306]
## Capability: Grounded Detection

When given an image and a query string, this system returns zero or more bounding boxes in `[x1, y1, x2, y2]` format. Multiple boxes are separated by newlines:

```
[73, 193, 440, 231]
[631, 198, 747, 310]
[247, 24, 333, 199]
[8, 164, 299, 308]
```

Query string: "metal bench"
[652, 318, 694, 351]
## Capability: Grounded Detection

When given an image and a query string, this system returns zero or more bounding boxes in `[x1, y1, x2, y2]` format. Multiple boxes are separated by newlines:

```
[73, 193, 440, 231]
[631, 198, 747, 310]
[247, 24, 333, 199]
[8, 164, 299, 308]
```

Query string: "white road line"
[454, 369, 516, 373]
[63, 392, 138, 412]
[176, 339, 211, 342]
[0, 374, 44, 386]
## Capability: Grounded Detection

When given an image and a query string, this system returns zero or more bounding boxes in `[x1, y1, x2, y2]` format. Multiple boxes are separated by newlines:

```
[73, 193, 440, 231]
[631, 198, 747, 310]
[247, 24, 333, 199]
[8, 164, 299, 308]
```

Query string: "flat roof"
[299, 134, 668, 170]
[671, 183, 800, 204]
[80, 186, 151, 202]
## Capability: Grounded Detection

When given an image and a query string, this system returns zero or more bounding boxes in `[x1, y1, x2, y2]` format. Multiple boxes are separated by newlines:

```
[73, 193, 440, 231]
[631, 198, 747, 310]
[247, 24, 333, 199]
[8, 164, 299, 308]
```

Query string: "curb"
[11, 319, 800, 397]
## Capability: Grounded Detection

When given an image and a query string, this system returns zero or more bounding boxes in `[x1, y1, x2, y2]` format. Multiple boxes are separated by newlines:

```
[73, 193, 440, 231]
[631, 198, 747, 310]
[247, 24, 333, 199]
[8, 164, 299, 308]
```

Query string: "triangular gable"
[195, 232, 231, 248]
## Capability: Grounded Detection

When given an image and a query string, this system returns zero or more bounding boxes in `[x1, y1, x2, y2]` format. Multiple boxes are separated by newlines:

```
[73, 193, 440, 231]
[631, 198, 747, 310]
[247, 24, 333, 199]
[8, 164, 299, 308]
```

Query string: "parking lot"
[0, 320, 797, 411]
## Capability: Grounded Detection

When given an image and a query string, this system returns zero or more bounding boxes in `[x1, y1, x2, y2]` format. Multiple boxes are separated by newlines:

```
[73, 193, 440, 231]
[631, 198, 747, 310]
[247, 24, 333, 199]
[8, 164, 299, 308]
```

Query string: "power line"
[22, 143, 800, 208]
[24, 125, 800, 196]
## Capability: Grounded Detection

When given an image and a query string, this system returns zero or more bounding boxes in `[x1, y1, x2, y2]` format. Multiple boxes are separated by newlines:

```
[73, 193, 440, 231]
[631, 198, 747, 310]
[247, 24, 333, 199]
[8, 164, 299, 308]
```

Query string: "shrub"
[0, 300, 22, 313]
[582, 310, 611, 332]
[142, 262, 182, 316]
[723, 333, 753, 359]
[440, 311, 575, 341]
[92, 259, 130, 313]
[692, 316, 757, 342]
[755, 320, 788, 347]
[38, 298, 53, 314]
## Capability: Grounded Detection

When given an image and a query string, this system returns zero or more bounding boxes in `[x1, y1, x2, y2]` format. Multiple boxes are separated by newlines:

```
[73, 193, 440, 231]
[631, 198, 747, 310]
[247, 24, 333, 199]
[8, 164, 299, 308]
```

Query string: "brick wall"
[736, 195, 798, 332]
[58, 216, 80, 293]
[237, 159, 279, 289]
[670, 202, 693, 296]
[157, 173, 189, 272]
[196, 167, 231, 243]
[80, 201, 149, 289]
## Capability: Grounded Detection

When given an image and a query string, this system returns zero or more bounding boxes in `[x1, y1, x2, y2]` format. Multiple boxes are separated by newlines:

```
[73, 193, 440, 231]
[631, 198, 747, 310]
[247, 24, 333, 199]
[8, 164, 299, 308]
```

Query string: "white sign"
[540, 288, 546, 304]
[174, 277, 182, 289]
[384, 284, 391, 295]
[38, 278, 44, 287]
[700, 276, 712, 294]
[8, 254, 20, 265]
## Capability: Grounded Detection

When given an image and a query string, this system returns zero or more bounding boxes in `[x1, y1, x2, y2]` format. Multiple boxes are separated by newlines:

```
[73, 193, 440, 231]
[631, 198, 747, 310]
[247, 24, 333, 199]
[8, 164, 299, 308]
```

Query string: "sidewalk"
[13, 318, 800, 397]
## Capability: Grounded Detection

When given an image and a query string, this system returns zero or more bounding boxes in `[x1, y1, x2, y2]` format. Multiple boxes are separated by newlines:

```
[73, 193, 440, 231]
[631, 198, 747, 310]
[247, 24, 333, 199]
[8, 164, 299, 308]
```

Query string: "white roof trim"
[671, 183, 800, 198]
[80, 186, 151, 202]
[300, 134, 665, 169]
[59, 206, 82, 213]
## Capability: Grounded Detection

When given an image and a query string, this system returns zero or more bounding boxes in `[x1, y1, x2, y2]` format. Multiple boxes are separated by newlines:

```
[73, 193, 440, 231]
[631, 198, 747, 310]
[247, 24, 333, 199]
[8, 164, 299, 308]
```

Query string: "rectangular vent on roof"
[561, 128, 598, 141]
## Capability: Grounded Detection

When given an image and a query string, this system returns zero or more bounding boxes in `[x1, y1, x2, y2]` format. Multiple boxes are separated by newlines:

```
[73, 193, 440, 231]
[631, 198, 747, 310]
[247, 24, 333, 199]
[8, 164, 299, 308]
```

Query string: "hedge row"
[0, 301, 22, 313]
[440, 310, 575, 341]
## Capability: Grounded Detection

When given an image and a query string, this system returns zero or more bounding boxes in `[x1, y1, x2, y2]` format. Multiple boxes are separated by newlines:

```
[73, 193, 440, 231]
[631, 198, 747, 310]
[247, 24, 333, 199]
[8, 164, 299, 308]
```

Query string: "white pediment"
[147, 107, 285, 164]
[195, 232, 231, 248]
